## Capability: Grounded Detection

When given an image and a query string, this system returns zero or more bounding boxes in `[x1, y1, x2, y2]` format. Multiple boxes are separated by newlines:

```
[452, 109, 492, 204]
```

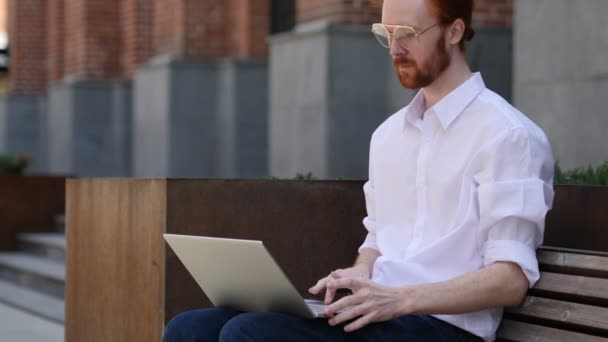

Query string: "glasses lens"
[394, 26, 417, 49]
[372, 24, 390, 48]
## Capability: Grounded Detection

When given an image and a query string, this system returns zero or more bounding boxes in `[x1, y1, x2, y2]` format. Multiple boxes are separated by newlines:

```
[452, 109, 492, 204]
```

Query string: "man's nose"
[389, 39, 407, 57]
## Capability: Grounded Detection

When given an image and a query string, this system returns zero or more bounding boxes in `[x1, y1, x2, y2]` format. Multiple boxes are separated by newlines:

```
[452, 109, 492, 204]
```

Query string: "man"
[163, 0, 554, 341]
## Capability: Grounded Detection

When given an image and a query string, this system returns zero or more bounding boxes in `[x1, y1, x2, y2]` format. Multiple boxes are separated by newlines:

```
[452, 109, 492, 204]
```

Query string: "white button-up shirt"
[359, 73, 554, 341]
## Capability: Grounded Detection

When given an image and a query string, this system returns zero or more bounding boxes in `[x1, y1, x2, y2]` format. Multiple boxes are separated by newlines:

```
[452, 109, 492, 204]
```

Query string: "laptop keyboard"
[304, 299, 327, 316]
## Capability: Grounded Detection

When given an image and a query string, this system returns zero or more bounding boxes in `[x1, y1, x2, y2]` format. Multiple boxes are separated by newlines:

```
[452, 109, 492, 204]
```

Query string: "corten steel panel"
[0, 176, 66, 251]
[164, 180, 368, 321]
[544, 185, 608, 253]
[66, 179, 167, 342]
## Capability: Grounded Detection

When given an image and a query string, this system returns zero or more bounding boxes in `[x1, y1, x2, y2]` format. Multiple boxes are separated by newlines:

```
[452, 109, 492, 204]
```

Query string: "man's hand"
[324, 277, 411, 332]
[308, 264, 370, 304]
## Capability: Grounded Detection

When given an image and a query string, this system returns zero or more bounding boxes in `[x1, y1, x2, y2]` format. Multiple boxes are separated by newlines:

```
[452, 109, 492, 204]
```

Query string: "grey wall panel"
[0, 94, 46, 173]
[233, 61, 269, 178]
[169, 61, 219, 178]
[467, 27, 513, 102]
[269, 24, 330, 178]
[134, 61, 171, 177]
[327, 25, 393, 179]
[48, 83, 73, 174]
[48, 80, 133, 177]
[514, 0, 608, 169]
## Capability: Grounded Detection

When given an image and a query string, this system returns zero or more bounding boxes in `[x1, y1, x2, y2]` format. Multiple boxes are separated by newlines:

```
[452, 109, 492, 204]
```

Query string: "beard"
[392, 34, 451, 89]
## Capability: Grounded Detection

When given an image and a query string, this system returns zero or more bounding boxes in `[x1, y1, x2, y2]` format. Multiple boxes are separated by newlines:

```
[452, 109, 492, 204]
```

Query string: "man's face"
[382, 0, 451, 89]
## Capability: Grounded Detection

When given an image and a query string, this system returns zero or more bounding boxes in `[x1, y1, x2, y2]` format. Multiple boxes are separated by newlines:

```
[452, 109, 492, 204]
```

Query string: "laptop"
[163, 234, 329, 319]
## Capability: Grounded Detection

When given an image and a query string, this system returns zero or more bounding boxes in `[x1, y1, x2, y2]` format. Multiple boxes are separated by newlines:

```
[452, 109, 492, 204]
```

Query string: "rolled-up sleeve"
[359, 138, 379, 252]
[474, 127, 554, 287]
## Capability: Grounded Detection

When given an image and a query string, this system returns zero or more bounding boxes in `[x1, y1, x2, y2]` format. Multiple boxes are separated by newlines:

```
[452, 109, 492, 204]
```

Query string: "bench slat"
[505, 296, 608, 337]
[540, 246, 608, 258]
[538, 250, 608, 278]
[496, 320, 608, 342]
[531, 272, 608, 307]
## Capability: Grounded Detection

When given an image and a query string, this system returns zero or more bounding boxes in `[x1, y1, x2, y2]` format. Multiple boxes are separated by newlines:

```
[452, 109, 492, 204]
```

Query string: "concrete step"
[0, 253, 64, 299]
[18, 233, 66, 263]
[0, 279, 64, 324]
[0, 301, 64, 342]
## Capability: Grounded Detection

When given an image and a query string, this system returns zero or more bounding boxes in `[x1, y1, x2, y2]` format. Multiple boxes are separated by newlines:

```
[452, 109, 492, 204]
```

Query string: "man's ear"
[448, 19, 466, 47]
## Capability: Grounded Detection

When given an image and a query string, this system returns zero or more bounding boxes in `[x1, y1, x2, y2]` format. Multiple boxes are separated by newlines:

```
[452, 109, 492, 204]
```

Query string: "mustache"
[393, 56, 416, 67]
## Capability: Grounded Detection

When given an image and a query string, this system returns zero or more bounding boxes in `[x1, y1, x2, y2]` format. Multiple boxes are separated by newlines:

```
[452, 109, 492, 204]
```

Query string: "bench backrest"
[496, 248, 608, 341]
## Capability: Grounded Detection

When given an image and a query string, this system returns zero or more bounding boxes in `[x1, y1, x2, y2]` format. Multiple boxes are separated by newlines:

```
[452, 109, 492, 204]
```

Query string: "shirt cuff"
[483, 239, 540, 287]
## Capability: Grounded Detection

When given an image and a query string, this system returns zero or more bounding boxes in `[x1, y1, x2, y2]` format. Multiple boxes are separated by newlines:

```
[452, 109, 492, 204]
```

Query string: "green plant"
[0, 154, 31, 176]
[554, 161, 608, 185]
[293, 172, 316, 181]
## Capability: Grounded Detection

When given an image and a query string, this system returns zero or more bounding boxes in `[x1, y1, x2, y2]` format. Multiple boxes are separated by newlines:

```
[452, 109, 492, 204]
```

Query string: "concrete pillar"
[269, 22, 398, 179]
[514, 0, 608, 169]
[134, 0, 270, 178]
[133, 58, 268, 178]
[0, 94, 47, 173]
[47, 80, 132, 177]
[45, 0, 132, 177]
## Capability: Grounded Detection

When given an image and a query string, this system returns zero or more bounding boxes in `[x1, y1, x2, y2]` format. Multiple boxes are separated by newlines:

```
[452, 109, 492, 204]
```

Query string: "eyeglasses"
[371, 23, 439, 50]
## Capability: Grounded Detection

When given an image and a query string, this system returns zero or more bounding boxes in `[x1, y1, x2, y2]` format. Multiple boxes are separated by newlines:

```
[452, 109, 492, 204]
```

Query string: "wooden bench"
[65, 180, 608, 342]
[497, 247, 608, 341]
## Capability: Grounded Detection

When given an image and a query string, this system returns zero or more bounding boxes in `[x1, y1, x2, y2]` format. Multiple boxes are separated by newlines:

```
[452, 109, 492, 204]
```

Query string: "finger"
[331, 269, 345, 279]
[325, 277, 350, 304]
[309, 276, 330, 294]
[328, 302, 368, 326]
[325, 292, 363, 317]
[324, 281, 337, 304]
[344, 312, 375, 332]
[326, 277, 362, 293]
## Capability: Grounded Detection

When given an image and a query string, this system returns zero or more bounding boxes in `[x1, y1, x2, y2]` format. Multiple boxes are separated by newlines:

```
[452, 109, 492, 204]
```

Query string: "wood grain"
[497, 320, 608, 342]
[506, 296, 608, 336]
[65, 179, 167, 342]
[538, 250, 608, 278]
[532, 272, 608, 307]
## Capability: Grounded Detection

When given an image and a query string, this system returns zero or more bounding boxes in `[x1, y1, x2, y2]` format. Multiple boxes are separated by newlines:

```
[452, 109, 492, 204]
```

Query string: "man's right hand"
[308, 263, 371, 304]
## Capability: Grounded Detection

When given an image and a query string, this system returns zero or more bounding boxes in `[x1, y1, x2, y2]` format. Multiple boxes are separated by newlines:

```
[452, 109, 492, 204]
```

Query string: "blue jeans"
[163, 308, 481, 341]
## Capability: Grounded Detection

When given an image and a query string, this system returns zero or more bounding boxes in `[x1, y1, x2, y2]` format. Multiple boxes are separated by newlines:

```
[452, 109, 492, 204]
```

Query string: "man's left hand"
[324, 277, 414, 332]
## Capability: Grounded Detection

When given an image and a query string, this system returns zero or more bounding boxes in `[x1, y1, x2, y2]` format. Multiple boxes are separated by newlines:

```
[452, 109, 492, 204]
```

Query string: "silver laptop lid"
[163, 234, 316, 319]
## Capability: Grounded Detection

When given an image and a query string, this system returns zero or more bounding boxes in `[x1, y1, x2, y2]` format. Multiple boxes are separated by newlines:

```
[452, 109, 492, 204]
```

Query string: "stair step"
[0, 279, 64, 324]
[0, 253, 65, 299]
[18, 233, 66, 262]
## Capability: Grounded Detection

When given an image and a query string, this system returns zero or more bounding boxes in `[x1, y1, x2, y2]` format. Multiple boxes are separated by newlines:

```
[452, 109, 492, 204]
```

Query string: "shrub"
[554, 161, 608, 185]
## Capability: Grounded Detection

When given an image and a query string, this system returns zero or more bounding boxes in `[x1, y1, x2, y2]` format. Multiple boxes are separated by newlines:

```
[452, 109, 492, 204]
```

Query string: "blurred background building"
[0, 0, 605, 179]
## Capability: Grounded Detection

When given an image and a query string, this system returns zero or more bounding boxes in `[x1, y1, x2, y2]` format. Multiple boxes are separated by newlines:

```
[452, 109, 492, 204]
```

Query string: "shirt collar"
[403, 72, 486, 131]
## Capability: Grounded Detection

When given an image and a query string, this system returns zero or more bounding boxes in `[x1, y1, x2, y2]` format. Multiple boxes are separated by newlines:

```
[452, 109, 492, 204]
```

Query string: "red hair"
[428, 0, 475, 50]
[371, 0, 476, 50]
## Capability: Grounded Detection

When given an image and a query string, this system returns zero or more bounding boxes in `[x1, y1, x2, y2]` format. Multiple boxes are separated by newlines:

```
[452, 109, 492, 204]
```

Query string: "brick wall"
[153, 0, 181, 58]
[64, 0, 122, 79]
[296, 0, 512, 28]
[123, 0, 154, 76]
[297, 0, 381, 26]
[228, 0, 269, 59]
[473, 0, 512, 28]
[47, 0, 64, 83]
[154, 0, 269, 60]
[7, 0, 47, 94]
